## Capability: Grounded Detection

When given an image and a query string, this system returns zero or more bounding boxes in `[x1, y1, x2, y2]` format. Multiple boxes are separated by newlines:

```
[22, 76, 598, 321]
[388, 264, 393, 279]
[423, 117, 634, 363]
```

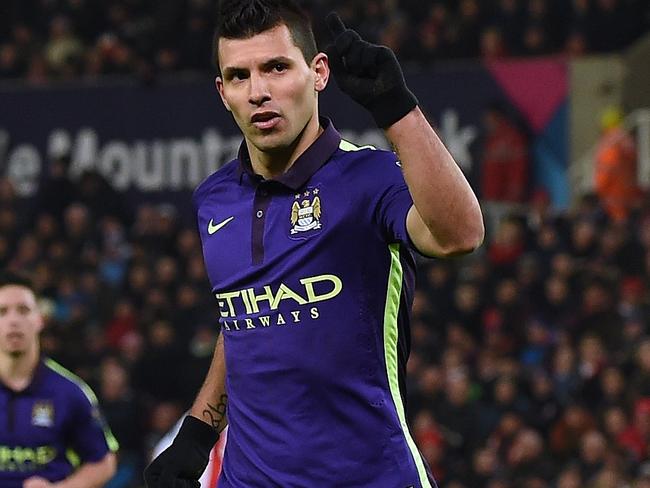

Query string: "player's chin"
[251, 132, 292, 152]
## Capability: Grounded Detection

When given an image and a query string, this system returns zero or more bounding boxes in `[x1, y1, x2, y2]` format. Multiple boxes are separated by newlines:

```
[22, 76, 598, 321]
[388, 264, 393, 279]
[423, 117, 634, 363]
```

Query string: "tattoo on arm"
[202, 394, 228, 431]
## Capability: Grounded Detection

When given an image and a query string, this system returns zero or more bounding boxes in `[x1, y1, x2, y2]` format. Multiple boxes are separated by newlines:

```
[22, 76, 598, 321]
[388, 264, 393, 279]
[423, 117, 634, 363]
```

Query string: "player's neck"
[248, 113, 322, 180]
[0, 345, 39, 391]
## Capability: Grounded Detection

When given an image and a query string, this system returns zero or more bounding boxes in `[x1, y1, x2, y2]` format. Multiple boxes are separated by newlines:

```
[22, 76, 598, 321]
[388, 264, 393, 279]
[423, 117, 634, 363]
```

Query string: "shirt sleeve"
[368, 152, 414, 248]
[67, 383, 118, 463]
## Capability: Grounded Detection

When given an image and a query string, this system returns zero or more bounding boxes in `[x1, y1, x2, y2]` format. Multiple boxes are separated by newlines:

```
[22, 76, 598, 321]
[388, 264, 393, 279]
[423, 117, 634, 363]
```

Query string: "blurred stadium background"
[3, 0, 650, 487]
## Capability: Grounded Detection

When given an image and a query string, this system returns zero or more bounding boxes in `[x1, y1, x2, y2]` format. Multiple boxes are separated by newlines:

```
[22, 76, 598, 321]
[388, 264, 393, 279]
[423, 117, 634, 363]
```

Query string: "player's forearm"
[386, 107, 484, 254]
[53, 452, 116, 488]
[189, 333, 228, 433]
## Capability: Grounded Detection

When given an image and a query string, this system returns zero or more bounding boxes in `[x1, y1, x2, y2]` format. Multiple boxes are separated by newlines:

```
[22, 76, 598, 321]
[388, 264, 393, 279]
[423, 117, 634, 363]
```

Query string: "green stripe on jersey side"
[339, 139, 376, 152]
[44, 358, 120, 452]
[383, 244, 432, 488]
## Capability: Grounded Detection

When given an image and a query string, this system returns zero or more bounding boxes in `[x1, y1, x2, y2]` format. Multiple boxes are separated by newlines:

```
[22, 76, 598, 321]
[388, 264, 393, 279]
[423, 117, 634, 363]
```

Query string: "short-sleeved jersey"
[0, 358, 118, 487]
[193, 118, 436, 488]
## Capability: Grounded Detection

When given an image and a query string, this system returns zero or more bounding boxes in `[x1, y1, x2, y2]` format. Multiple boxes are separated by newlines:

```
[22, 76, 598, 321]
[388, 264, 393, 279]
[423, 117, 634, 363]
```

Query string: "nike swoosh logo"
[208, 216, 234, 235]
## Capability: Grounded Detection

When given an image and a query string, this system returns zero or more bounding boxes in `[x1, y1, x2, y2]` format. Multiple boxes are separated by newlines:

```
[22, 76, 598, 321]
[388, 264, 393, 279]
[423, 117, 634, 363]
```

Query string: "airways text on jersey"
[216, 273, 342, 331]
[0, 445, 57, 473]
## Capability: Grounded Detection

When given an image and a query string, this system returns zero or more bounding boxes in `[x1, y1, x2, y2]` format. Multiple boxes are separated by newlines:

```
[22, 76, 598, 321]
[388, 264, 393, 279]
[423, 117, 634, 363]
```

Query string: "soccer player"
[0, 272, 118, 488]
[145, 1, 484, 487]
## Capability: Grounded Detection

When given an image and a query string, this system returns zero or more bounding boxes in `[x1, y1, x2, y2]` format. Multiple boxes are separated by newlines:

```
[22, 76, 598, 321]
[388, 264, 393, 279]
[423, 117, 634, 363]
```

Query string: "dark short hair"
[0, 271, 34, 293]
[212, 0, 317, 72]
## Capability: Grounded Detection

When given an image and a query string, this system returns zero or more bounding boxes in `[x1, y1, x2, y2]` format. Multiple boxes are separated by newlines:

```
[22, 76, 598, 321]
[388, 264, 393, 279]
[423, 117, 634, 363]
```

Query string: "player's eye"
[273, 63, 287, 73]
[0, 307, 6, 316]
[17, 304, 30, 315]
[227, 70, 248, 82]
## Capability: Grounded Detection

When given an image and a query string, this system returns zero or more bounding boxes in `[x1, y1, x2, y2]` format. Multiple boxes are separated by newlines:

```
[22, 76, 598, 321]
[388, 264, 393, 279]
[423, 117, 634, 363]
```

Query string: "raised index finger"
[326, 12, 346, 38]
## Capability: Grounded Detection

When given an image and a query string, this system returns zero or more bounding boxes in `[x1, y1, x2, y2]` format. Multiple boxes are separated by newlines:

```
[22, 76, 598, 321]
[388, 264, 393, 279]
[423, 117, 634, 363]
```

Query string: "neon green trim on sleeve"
[338, 139, 376, 152]
[383, 244, 432, 488]
[44, 358, 120, 452]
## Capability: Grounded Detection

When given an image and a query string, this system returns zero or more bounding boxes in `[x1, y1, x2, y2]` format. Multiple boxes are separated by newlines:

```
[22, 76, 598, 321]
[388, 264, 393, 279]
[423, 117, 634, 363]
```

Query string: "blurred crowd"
[407, 192, 650, 487]
[1, 0, 650, 83]
[2, 153, 650, 487]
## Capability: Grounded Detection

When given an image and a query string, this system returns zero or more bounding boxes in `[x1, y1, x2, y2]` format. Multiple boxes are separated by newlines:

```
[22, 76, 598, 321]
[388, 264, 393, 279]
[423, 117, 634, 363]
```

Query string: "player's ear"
[215, 76, 231, 112]
[311, 53, 329, 92]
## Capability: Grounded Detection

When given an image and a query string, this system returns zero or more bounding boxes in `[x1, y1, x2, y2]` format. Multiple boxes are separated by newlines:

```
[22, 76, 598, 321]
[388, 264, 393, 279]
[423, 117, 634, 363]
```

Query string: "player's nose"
[248, 72, 271, 106]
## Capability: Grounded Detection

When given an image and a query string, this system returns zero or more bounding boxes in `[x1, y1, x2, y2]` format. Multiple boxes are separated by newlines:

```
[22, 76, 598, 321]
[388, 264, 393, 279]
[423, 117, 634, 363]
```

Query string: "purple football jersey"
[193, 118, 436, 488]
[0, 358, 118, 487]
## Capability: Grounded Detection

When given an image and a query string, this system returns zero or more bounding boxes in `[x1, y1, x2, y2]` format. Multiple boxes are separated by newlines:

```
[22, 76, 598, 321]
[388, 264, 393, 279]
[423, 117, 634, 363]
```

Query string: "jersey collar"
[0, 358, 46, 394]
[237, 117, 341, 190]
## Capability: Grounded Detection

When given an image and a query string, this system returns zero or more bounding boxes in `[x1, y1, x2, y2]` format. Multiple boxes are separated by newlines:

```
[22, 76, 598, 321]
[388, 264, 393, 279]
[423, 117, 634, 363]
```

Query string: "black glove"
[144, 416, 219, 488]
[325, 12, 418, 129]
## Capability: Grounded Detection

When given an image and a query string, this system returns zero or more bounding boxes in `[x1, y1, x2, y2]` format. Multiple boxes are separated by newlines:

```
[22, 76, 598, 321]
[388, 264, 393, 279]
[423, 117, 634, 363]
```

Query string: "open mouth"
[251, 112, 281, 130]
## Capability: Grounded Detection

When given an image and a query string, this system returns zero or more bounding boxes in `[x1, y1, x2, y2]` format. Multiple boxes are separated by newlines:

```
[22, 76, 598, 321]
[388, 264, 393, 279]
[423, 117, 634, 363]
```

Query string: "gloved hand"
[144, 416, 219, 487]
[325, 12, 418, 129]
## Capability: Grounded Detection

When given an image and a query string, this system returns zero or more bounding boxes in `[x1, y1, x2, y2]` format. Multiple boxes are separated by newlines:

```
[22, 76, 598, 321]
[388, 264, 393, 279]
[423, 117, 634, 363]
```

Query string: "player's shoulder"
[193, 159, 240, 209]
[43, 358, 98, 406]
[332, 138, 403, 183]
[333, 138, 400, 171]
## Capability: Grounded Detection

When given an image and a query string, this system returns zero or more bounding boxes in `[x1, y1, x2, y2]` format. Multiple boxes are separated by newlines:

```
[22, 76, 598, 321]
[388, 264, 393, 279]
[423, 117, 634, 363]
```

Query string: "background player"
[145, 0, 483, 487]
[0, 271, 118, 488]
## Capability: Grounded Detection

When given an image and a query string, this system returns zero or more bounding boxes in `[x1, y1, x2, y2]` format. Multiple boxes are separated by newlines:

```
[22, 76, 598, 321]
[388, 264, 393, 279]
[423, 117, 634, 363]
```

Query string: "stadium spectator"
[44, 16, 83, 78]
[594, 106, 641, 222]
[98, 356, 142, 487]
[480, 103, 530, 233]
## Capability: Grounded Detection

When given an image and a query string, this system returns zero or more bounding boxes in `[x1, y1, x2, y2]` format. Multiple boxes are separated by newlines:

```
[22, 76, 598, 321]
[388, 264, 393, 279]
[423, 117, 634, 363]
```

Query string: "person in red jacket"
[480, 103, 530, 234]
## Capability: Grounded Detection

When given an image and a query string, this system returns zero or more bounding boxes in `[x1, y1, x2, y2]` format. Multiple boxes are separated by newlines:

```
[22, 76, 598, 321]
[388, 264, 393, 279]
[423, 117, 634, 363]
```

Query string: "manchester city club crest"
[31, 401, 55, 427]
[290, 188, 323, 235]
